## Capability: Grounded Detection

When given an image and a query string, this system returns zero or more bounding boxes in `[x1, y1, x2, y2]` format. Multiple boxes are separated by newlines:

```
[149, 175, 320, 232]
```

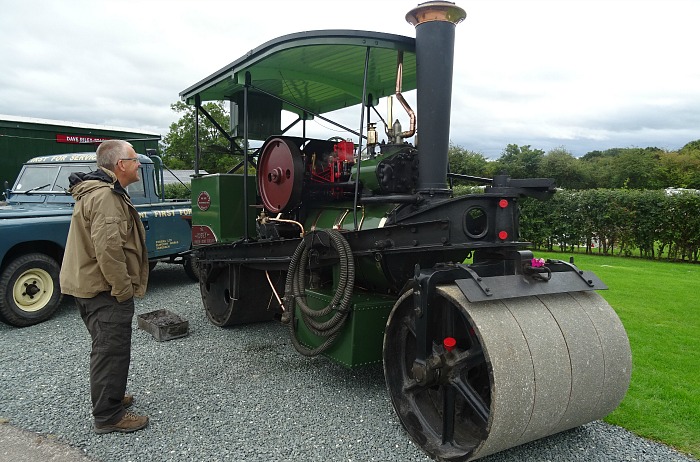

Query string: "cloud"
[1, 0, 700, 159]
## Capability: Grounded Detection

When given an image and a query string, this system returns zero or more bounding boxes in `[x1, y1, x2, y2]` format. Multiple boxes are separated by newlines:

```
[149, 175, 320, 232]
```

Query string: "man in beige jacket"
[60, 140, 149, 434]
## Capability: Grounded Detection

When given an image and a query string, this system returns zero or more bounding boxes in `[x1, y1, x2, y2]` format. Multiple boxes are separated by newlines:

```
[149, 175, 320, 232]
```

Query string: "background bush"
[519, 189, 700, 262]
[163, 182, 191, 200]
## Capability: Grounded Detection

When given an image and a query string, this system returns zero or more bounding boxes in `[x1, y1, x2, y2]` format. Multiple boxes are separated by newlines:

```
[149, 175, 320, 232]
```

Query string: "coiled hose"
[285, 229, 355, 356]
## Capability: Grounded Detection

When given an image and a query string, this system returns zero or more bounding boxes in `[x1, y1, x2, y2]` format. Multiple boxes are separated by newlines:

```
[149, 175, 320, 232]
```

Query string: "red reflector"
[443, 337, 456, 352]
[498, 230, 508, 240]
[499, 199, 508, 208]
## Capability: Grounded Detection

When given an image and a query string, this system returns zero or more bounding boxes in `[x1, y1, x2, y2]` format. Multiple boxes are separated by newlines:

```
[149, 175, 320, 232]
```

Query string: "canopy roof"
[180, 30, 416, 117]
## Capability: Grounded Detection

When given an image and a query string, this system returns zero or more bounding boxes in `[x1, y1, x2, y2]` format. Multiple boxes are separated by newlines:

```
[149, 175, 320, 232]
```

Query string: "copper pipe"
[272, 213, 305, 237]
[265, 270, 285, 312]
[395, 51, 416, 139]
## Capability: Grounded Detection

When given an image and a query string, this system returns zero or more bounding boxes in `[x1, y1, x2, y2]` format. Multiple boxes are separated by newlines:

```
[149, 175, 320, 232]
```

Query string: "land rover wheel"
[183, 256, 200, 282]
[0, 253, 63, 327]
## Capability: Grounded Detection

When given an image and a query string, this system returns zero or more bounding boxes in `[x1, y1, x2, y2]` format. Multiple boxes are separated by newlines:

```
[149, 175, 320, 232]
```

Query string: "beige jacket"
[60, 167, 148, 302]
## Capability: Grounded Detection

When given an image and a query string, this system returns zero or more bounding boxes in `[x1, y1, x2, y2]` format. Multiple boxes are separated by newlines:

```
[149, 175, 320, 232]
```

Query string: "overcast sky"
[1, 0, 699, 158]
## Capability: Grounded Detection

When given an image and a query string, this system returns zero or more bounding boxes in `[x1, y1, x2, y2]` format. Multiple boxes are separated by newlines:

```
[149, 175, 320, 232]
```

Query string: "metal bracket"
[546, 259, 595, 287]
[454, 259, 607, 303]
[412, 263, 471, 362]
[457, 264, 493, 297]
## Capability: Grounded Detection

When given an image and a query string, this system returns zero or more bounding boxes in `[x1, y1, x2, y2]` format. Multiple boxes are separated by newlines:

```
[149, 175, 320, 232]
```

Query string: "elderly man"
[60, 140, 149, 433]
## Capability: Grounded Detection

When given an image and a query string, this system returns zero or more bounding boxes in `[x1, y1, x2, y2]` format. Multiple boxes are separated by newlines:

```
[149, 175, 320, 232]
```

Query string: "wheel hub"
[13, 269, 53, 312]
[411, 336, 460, 386]
[25, 281, 41, 297]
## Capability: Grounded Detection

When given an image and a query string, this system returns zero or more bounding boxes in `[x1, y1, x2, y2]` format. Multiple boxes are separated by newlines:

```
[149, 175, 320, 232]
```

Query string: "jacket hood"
[68, 167, 128, 201]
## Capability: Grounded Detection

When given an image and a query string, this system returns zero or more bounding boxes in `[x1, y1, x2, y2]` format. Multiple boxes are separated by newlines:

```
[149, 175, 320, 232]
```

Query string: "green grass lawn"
[532, 250, 700, 459]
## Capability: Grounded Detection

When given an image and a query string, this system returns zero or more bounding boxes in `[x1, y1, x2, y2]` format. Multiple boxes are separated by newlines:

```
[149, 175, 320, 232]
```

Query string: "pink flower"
[531, 257, 546, 268]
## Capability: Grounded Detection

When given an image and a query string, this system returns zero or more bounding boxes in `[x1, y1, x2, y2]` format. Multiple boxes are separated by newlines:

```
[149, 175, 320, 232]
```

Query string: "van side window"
[126, 167, 146, 198]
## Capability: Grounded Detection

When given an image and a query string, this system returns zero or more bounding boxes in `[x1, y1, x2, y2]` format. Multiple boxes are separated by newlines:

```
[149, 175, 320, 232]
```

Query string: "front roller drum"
[383, 286, 631, 461]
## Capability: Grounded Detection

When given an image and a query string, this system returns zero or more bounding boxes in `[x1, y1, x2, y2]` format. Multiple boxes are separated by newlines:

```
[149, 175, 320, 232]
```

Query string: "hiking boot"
[122, 394, 134, 409]
[94, 411, 149, 434]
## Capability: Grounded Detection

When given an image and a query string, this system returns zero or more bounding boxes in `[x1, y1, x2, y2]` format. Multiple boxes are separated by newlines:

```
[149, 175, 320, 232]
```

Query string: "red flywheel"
[257, 137, 304, 213]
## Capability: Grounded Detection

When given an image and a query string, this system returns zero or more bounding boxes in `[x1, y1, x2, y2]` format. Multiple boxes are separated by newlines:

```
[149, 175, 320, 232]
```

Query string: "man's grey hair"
[96, 140, 134, 170]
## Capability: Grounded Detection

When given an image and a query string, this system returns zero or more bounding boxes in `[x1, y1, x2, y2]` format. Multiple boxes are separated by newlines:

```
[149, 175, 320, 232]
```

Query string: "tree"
[491, 144, 544, 178]
[580, 148, 624, 162]
[679, 139, 700, 157]
[539, 147, 589, 189]
[659, 151, 700, 189]
[579, 147, 669, 189]
[610, 148, 669, 189]
[448, 142, 489, 177]
[579, 151, 618, 188]
[161, 101, 241, 173]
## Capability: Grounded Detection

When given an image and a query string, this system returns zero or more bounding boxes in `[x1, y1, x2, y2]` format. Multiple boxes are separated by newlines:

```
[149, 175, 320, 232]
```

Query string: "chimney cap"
[406, 1, 466, 27]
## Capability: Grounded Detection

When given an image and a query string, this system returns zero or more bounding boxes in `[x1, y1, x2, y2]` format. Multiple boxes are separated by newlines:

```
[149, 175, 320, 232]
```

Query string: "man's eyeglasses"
[119, 158, 139, 163]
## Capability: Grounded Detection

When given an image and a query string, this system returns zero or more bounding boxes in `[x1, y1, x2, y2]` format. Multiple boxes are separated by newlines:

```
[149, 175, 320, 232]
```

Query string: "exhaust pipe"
[406, 1, 466, 194]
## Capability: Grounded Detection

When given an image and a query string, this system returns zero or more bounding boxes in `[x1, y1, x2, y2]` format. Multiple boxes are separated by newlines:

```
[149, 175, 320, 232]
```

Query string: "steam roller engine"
[183, 2, 631, 461]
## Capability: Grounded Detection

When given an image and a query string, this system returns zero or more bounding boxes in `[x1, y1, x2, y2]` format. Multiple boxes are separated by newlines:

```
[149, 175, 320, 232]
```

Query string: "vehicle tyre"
[0, 253, 63, 327]
[183, 257, 199, 282]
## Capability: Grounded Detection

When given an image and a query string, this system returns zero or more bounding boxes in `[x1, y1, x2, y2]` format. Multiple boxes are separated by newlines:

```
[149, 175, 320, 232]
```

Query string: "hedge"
[163, 182, 191, 200]
[519, 189, 700, 262]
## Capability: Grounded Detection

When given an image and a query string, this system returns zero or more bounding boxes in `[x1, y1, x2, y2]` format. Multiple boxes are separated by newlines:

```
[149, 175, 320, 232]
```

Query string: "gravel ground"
[0, 264, 696, 462]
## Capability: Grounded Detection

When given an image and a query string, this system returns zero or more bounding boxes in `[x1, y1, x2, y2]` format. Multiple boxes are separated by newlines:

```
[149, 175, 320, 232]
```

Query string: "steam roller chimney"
[406, 1, 466, 194]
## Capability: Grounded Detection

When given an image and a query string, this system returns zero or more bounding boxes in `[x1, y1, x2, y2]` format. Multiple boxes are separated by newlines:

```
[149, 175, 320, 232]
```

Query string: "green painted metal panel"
[352, 157, 382, 192]
[294, 288, 396, 368]
[191, 174, 257, 244]
[304, 203, 393, 232]
[302, 204, 395, 292]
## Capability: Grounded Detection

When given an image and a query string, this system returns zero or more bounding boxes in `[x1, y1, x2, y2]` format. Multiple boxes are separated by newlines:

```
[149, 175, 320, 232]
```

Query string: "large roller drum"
[200, 264, 284, 327]
[383, 285, 631, 461]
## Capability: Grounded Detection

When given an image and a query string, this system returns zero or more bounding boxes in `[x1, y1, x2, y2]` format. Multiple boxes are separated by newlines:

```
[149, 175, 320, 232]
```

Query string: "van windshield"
[14, 166, 60, 192]
[14, 164, 145, 197]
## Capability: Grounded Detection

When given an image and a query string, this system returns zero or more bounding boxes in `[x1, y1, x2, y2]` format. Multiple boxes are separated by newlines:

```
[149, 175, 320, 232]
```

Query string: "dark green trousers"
[76, 292, 133, 426]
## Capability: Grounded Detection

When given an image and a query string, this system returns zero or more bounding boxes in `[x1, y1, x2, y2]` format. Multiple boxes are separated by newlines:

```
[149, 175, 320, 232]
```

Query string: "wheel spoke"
[452, 345, 485, 371]
[402, 376, 422, 394]
[441, 298, 455, 338]
[402, 316, 416, 338]
[441, 386, 457, 444]
[451, 374, 489, 425]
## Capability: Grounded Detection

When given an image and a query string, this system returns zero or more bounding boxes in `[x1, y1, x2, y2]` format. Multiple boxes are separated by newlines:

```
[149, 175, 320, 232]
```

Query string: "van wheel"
[0, 253, 63, 327]
[183, 257, 199, 282]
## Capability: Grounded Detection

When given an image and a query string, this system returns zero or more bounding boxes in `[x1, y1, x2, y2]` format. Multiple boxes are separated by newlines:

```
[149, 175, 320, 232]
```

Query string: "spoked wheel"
[383, 288, 489, 461]
[383, 284, 631, 461]
[200, 263, 284, 327]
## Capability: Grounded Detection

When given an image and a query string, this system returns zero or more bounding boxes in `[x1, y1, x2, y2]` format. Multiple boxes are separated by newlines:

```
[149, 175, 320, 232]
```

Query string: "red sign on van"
[56, 134, 111, 144]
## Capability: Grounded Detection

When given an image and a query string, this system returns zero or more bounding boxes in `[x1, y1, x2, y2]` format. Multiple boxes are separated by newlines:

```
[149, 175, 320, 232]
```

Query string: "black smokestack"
[406, 1, 466, 194]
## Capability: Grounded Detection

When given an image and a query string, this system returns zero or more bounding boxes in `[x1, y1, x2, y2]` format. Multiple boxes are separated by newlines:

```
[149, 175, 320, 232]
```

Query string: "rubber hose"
[286, 229, 355, 356]
[293, 231, 352, 323]
[295, 233, 351, 329]
[291, 230, 353, 346]
[288, 234, 348, 355]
